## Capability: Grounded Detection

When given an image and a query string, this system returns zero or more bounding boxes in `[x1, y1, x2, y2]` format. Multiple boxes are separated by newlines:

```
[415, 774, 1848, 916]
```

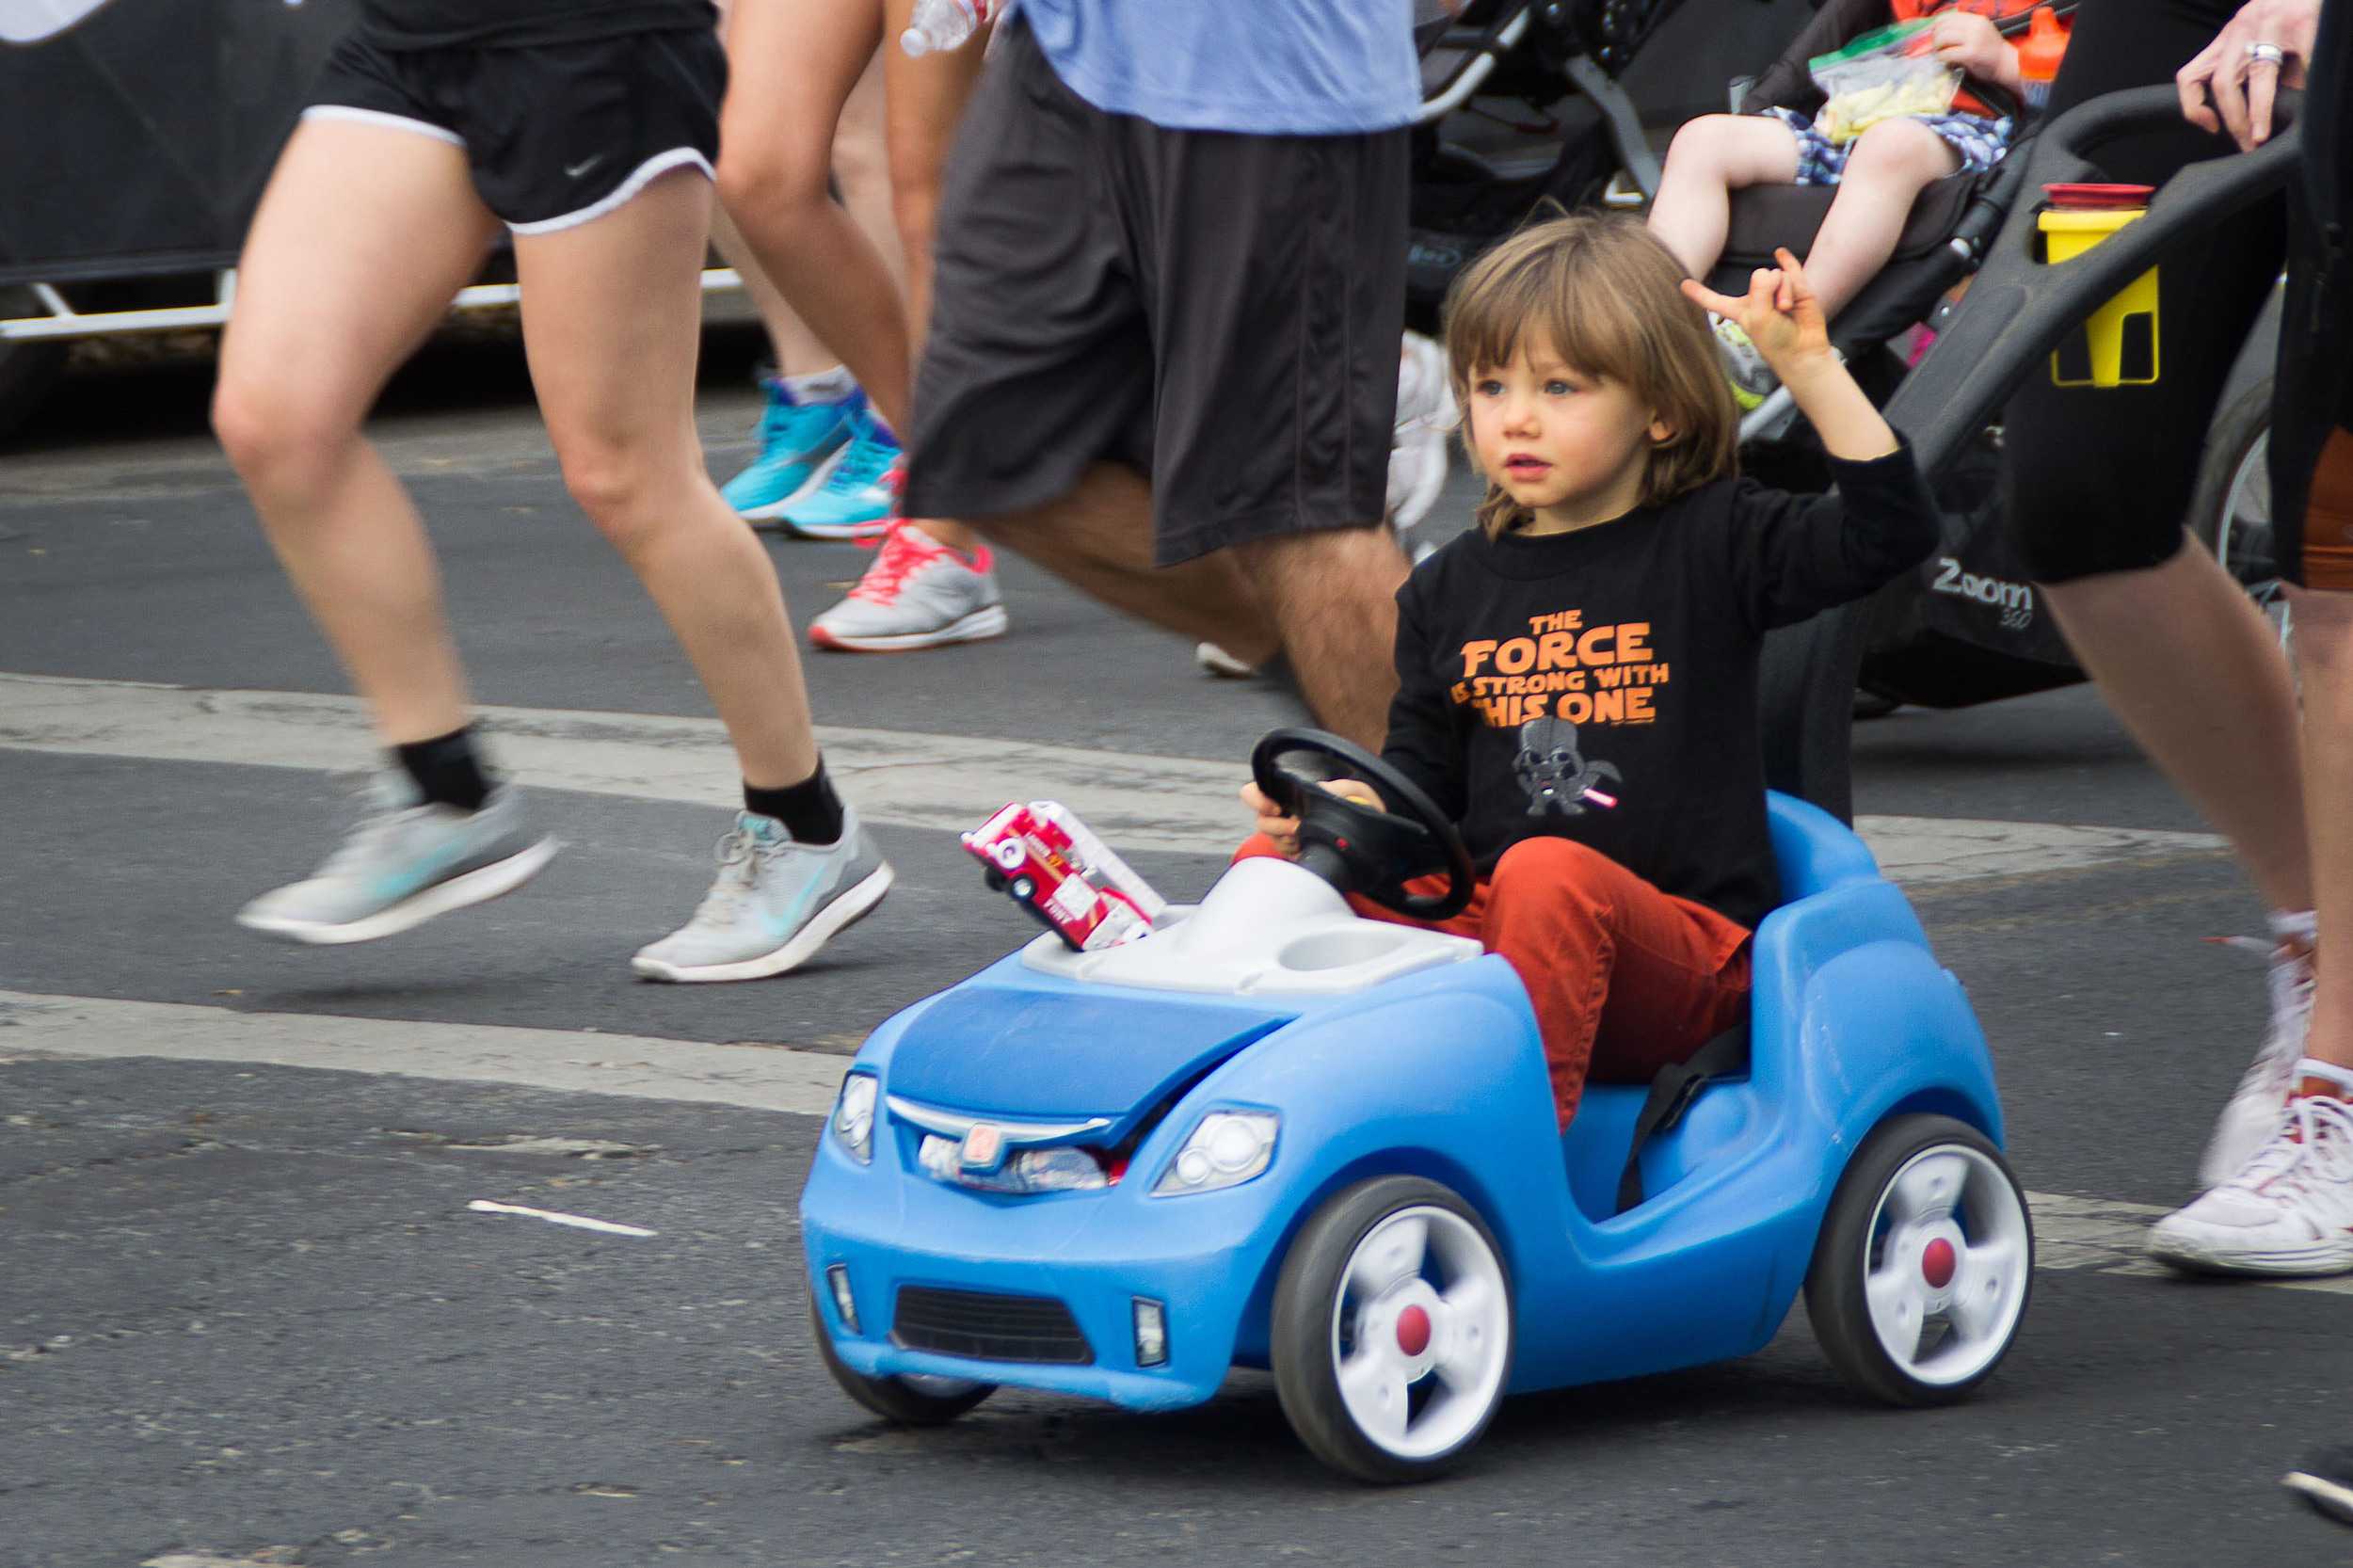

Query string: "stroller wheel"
[2190, 379, 2281, 594]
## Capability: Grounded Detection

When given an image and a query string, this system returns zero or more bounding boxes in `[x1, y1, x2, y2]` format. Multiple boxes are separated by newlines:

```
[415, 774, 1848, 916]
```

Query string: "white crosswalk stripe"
[4, 669, 2298, 1299]
[0, 673, 2230, 876]
[7, 987, 2344, 1297]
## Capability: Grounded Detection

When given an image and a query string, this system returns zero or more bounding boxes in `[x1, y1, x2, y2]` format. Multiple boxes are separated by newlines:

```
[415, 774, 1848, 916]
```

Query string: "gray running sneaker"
[632, 807, 893, 982]
[237, 775, 556, 944]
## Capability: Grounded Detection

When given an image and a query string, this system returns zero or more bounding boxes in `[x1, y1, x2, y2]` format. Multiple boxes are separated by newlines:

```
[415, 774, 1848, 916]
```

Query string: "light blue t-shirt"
[1016, 0, 1419, 136]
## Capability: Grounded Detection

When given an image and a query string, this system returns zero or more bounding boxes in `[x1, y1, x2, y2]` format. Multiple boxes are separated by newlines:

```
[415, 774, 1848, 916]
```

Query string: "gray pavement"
[3, 340, 2346, 1566]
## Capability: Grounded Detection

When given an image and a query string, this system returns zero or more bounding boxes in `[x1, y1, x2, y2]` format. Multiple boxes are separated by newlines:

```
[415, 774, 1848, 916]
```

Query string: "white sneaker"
[1388, 331, 1454, 562]
[2150, 1069, 2353, 1277]
[2197, 921, 2317, 1189]
[1194, 642, 1258, 680]
[807, 521, 1008, 652]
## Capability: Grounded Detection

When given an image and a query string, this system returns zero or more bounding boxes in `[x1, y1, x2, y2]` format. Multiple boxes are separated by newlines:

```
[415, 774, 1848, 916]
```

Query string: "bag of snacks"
[1809, 19, 1960, 144]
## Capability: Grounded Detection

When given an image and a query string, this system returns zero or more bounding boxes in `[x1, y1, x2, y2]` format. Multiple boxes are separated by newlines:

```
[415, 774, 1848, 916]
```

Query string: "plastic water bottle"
[902, 0, 988, 56]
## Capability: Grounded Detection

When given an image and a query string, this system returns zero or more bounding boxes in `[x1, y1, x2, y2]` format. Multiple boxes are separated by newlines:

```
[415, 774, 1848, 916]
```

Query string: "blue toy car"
[801, 728, 2033, 1482]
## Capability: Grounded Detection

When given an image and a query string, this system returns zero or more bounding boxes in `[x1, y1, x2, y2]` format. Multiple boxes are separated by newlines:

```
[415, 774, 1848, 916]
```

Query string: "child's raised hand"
[1239, 778, 1384, 859]
[1680, 248, 1830, 370]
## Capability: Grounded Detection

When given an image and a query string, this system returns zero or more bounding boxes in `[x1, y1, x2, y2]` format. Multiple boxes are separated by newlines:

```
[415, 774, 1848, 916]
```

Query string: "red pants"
[1236, 835, 1753, 1129]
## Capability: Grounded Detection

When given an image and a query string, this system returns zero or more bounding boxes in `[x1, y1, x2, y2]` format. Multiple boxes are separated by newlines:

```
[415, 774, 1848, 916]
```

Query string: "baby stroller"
[1707, 1, 2287, 717]
[1407, 0, 1715, 322]
[1753, 82, 2307, 817]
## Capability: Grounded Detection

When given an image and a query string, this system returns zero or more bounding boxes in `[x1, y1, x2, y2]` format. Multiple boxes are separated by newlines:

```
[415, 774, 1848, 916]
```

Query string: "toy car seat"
[1600, 786, 1889, 1216]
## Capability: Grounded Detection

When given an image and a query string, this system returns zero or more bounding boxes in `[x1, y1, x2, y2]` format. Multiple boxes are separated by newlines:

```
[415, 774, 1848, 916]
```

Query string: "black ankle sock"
[745, 760, 843, 845]
[394, 727, 492, 812]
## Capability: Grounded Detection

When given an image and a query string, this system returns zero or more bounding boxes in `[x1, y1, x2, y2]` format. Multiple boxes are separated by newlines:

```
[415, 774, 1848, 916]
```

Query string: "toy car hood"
[875, 860, 1482, 1143]
[880, 980, 1295, 1144]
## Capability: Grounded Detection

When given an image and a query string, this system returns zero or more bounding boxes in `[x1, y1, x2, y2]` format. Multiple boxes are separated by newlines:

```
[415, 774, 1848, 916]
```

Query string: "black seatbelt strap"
[1615, 1023, 1752, 1215]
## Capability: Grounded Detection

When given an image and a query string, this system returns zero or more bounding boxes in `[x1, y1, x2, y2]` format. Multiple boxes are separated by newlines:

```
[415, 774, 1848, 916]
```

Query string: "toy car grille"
[891, 1286, 1094, 1365]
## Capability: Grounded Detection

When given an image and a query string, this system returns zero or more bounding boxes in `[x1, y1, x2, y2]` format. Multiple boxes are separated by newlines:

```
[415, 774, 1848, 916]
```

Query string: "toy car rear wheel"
[808, 1297, 995, 1426]
[1272, 1176, 1513, 1483]
[1804, 1115, 2032, 1407]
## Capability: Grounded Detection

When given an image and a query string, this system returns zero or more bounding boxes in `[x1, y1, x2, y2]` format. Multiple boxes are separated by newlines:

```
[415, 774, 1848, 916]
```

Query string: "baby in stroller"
[1648, 0, 2065, 408]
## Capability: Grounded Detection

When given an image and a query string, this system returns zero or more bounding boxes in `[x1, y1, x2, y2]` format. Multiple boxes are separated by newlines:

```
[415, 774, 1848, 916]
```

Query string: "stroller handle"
[1885, 85, 2304, 479]
[2045, 79, 2302, 161]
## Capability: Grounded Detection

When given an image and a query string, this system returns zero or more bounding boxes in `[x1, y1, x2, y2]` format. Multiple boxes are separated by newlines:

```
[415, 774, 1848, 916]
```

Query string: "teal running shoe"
[780, 408, 903, 540]
[721, 377, 863, 523]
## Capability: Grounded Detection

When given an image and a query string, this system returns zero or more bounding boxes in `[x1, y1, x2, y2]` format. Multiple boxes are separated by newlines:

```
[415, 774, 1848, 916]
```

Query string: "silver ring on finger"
[2245, 40, 2287, 67]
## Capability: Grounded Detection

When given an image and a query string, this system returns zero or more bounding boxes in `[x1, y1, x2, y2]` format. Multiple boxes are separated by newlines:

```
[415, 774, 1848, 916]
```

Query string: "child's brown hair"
[1441, 211, 1739, 538]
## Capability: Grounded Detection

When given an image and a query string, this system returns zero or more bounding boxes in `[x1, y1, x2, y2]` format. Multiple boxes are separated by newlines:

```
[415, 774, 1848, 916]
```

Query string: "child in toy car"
[1241, 212, 1942, 1133]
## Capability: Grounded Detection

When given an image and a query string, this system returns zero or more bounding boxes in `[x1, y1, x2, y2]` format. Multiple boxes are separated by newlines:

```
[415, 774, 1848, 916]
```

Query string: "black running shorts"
[303, 25, 725, 233]
[2265, 0, 2353, 591]
[902, 17, 1410, 568]
[2000, 0, 2286, 585]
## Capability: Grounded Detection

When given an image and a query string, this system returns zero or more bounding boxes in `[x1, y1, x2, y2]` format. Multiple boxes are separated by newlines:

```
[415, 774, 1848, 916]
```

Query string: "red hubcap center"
[1395, 1304, 1433, 1357]
[1921, 1237, 1959, 1289]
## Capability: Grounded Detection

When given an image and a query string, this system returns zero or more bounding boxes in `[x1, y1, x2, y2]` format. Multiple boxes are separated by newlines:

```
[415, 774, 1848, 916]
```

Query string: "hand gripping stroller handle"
[1884, 85, 2304, 479]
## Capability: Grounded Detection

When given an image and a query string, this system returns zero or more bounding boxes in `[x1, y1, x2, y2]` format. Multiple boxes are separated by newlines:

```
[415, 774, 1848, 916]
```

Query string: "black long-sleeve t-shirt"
[1379, 442, 1941, 931]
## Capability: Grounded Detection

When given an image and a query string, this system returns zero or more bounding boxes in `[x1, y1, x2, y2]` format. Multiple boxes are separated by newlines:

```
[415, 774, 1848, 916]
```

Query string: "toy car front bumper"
[800, 1136, 1285, 1412]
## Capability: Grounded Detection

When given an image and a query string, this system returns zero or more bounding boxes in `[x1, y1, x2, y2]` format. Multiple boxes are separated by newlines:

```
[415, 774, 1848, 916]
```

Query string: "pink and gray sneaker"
[807, 520, 1008, 652]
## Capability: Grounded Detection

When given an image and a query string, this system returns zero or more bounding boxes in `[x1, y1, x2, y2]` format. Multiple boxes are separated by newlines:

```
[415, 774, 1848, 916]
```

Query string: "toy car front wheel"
[1272, 1176, 1513, 1483]
[808, 1297, 995, 1426]
[1804, 1115, 2033, 1407]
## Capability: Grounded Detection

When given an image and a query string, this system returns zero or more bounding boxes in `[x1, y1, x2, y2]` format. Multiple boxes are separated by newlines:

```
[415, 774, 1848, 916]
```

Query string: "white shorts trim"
[300, 104, 466, 149]
[507, 147, 714, 236]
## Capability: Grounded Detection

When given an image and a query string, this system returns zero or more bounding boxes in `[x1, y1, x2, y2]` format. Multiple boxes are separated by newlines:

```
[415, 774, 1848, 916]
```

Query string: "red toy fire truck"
[961, 801, 1168, 952]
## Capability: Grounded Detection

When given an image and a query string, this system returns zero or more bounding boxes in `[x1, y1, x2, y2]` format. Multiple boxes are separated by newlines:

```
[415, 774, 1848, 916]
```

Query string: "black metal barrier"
[0, 0, 349, 287]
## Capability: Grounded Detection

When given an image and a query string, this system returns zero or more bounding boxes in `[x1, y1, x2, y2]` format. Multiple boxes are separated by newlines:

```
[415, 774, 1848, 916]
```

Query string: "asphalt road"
[2, 336, 2345, 1568]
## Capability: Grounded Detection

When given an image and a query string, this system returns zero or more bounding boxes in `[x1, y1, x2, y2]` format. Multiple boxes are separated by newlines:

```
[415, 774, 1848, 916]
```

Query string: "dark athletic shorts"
[304, 25, 725, 233]
[2000, 0, 2286, 585]
[903, 17, 1410, 567]
[2266, 0, 2353, 591]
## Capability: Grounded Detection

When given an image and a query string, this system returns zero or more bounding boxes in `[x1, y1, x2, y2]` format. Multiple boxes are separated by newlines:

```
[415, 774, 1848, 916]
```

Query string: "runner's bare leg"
[515, 169, 819, 787]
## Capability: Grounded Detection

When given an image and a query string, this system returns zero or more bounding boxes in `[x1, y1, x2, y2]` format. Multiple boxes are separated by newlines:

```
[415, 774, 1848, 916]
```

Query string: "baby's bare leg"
[1645, 114, 1801, 280]
[1804, 119, 1961, 318]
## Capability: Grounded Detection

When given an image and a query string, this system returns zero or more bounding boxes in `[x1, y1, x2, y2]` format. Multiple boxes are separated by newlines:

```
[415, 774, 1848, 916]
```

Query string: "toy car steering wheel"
[1250, 728, 1477, 922]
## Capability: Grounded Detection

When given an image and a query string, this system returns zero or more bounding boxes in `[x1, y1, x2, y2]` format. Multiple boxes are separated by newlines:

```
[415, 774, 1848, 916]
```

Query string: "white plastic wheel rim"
[1328, 1205, 1510, 1461]
[1860, 1143, 2031, 1387]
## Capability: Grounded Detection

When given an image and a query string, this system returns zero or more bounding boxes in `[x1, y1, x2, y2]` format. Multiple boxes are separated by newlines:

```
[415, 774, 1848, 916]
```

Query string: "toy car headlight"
[1152, 1112, 1278, 1197]
[831, 1072, 879, 1163]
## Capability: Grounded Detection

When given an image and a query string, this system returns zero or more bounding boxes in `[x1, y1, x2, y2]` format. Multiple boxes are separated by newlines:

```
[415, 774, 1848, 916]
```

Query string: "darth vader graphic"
[1513, 713, 1623, 817]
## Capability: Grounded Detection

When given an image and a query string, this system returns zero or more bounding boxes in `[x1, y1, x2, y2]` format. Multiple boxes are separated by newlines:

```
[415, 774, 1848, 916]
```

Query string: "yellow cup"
[2039, 208, 2160, 388]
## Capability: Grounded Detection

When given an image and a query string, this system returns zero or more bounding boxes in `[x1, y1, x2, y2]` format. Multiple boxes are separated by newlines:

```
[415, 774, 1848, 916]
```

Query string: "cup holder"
[1277, 925, 1415, 973]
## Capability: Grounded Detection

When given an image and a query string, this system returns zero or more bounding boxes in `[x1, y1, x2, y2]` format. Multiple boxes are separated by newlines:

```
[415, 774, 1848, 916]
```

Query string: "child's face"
[1465, 337, 1670, 533]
